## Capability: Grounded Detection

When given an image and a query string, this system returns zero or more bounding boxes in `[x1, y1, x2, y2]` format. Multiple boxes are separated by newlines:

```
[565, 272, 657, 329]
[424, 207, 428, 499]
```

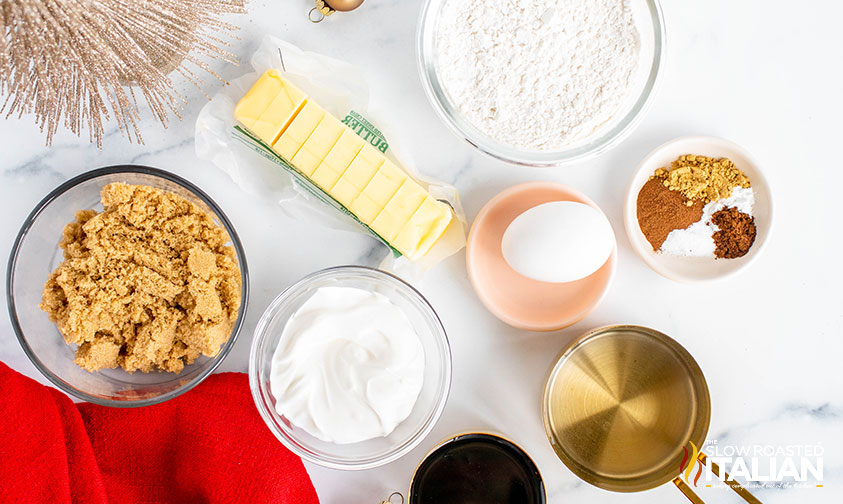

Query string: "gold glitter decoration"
[0, 0, 246, 147]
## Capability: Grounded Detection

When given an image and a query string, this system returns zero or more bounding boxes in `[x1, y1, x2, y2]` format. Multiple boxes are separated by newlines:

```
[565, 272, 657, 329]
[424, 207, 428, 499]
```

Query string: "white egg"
[501, 201, 615, 283]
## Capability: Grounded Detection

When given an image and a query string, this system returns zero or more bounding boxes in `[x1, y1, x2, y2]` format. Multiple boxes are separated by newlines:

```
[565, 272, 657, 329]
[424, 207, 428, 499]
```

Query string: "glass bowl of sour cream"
[417, 0, 666, 166]
[249, 266, 452, 470]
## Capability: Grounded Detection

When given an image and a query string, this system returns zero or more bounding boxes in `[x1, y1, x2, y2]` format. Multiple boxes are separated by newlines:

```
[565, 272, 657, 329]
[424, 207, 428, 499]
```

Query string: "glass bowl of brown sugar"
[7, 166, 249, 406]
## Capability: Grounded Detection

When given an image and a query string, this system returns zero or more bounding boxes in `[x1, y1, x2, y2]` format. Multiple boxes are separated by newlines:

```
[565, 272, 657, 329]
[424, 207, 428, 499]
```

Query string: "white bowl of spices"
[624, 136, 774, 282]
[418, 0, 666, 166]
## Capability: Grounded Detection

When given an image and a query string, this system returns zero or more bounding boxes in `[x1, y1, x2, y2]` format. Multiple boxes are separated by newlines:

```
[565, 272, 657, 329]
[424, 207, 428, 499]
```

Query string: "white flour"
[661, 187, 756, 257]
[435, 0, 641, 151]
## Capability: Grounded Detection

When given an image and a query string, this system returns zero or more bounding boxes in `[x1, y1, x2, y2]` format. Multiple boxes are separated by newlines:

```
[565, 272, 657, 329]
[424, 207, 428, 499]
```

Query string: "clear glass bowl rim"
[6, 165, 251, 407]
[248, 265, 453, 470]
[416, 0, 667, 167]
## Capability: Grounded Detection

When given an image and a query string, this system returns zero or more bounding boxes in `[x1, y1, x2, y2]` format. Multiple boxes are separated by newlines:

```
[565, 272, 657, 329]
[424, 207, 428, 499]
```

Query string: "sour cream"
[269, 286, 425, 444]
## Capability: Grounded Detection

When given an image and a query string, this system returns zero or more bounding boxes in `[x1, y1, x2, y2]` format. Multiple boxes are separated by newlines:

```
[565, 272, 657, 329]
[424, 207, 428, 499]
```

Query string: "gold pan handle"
[672, 452, 762, 503]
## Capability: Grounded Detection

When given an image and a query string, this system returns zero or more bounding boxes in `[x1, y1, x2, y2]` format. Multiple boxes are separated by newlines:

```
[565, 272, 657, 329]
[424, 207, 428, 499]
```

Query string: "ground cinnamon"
[636, 178, 704, 251]
[711, 207, 756, 258]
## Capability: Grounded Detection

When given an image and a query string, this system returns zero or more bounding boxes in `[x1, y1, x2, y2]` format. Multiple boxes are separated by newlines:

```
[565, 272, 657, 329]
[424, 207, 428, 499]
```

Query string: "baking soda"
[661, 187, 755, 257]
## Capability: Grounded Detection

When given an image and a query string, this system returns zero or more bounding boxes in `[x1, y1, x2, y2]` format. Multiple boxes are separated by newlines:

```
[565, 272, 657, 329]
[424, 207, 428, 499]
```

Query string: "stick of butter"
[235, 70, 453, 261]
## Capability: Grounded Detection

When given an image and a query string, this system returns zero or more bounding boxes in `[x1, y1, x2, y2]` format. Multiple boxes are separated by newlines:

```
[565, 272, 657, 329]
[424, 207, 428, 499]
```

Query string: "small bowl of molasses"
[381, 432, 546, 504]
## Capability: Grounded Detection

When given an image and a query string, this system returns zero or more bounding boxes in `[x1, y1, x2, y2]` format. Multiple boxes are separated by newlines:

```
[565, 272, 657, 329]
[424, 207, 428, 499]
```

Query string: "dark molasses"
[409, 433, 545, 504]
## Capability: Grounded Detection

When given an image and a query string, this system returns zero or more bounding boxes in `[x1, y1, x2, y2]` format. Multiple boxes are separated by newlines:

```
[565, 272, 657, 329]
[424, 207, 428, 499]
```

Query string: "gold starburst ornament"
[0, 0, 246, 147]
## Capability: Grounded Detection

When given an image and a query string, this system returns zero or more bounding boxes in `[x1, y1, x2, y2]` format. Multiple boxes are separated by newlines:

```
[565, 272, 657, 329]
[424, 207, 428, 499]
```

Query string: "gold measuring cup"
[543, 325, 761, 503]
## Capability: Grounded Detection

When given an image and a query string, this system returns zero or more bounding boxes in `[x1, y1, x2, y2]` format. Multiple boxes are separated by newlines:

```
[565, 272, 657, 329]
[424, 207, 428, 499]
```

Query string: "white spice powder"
[435, 0, 642, 151]
[661, 187, 756, 257]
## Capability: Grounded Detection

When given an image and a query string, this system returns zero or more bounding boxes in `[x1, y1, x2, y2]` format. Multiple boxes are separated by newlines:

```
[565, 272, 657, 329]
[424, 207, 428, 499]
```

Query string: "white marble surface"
[1, 1, 841, 503]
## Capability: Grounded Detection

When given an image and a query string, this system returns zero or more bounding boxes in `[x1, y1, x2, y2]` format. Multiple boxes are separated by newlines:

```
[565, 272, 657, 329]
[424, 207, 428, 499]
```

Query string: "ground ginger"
[654, 154, 751, 205]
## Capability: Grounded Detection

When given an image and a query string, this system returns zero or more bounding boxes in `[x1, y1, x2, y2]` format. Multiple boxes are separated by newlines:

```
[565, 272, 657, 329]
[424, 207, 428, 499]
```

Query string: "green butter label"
[342, 111, 388, 153]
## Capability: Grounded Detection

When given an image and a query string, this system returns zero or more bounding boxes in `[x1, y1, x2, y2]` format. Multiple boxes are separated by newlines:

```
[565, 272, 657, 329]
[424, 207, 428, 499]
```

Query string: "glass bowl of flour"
[249, 266, 452, 470]
[418, 0, 665, 166]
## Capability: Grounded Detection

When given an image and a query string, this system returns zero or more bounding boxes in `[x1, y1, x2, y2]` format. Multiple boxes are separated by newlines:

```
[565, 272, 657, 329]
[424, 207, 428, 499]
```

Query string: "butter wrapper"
[196, 36, 466, 275]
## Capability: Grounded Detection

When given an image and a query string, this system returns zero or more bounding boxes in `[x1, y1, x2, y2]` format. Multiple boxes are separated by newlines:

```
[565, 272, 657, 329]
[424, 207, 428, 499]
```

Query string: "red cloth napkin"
[0, 361, 319, 504]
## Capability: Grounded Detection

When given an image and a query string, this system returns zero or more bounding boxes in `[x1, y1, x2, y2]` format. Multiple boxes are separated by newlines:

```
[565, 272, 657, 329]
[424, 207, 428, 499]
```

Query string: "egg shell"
[501, 201, 615, 283]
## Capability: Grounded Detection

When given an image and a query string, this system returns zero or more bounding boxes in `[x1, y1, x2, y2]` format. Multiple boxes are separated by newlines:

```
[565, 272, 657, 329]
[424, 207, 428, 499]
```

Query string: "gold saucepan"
[543, 325, 761, 503]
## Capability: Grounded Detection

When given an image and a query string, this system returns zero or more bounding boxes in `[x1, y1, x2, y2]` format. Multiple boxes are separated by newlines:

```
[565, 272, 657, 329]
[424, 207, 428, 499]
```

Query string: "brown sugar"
[40, 183, 242, 373]
[636, 178, 704, 251]
[711, 207, 756, 259]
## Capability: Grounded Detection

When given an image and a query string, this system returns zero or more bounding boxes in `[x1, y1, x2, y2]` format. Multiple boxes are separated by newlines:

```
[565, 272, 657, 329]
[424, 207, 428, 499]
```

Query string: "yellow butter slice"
[330, 179, 361, 208]
[360, 161, 405, 207]
[273, 101, 325, 161]
[340, 145, 385, 190]
[322, 129, 365, 172]
[393, 197, 454, 259]
[234, 70, 307, 145]
[291, 114, 345, 176]
[310, 164, 345, 192]
[370, 180, 427, 242]
[349, 194, 382, 224]
[310, 126, 368, 193]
